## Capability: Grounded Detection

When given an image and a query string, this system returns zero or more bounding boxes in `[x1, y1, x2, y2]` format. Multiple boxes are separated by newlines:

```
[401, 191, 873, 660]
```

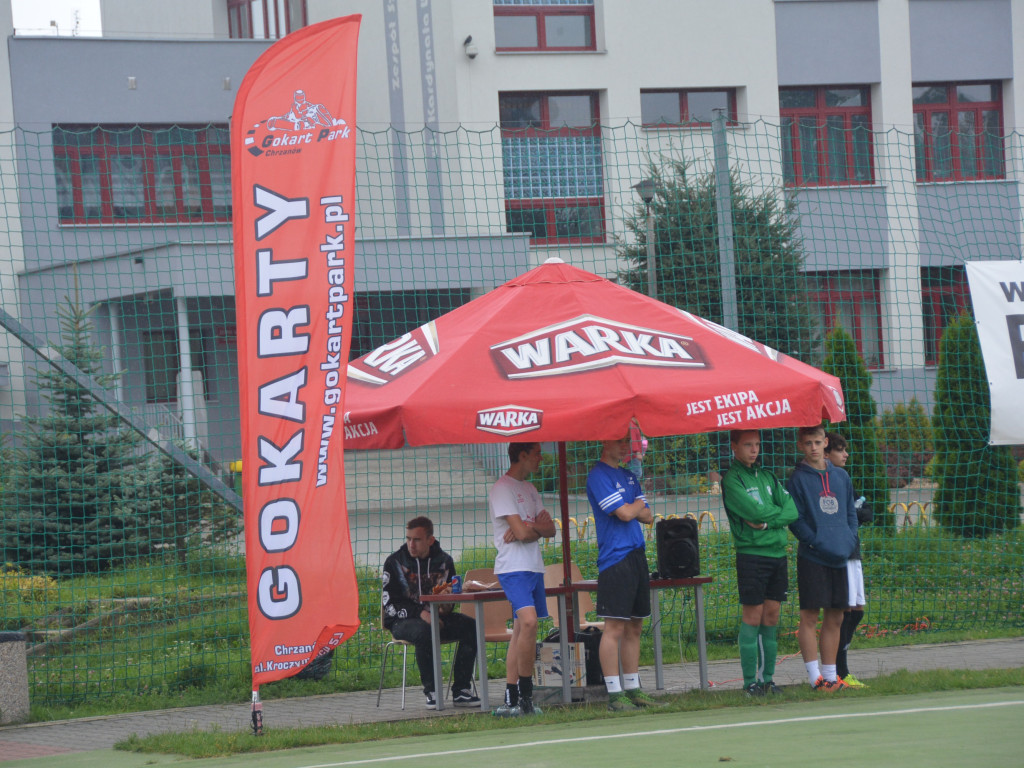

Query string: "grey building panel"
[909, 0, 1013, 82]
[790, 186, 890, 271]
[917, 181, 1022, 266]
[8, 37, 269, 126]
[355, 234, 532, 292]
[775, 0, 881, 86]
[873, 366, 937, 413]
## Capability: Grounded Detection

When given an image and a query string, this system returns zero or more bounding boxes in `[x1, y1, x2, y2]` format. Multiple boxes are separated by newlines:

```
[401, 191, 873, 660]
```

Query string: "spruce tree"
[1, 296, 152, 575]
[822, 325, 892, 530]
[931, 313, 1020, 538]
[617, 160, 813, 475]
[145, 441, 242, 563]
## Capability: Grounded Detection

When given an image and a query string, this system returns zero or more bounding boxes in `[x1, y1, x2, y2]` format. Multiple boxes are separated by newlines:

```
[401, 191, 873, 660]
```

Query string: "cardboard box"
[533, 641, 585, 687]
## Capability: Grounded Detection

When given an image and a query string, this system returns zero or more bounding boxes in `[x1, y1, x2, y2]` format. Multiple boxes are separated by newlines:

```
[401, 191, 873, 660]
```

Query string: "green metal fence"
[0, 116, 1021, 707]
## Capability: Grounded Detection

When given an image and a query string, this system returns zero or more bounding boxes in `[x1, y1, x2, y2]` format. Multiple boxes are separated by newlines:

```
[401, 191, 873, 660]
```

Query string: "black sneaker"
[744, 682, 765, 697]
[425, 691, 437, 709]
[761, 681, 784, 695]
[452, 688, 481, 707]
[519, 696, 542, 715]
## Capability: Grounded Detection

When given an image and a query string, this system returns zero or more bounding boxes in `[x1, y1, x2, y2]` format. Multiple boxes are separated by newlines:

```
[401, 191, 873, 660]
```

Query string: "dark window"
[913, 81, 1004, 182]
[142, 329, 180, 404]
[500, 90, 604, 245]
[641, 89, 736, 127]
[53, 124, 231, 224]
[350, 290, 472, 361]
[494, 0, 595, 52]
[805, 271, 883, 368]
[780, 86, 873, 186]
[921, 266, 971, 365]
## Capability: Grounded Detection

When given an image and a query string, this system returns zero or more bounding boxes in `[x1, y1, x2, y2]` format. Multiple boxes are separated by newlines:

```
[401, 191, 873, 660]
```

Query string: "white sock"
[604, 675, 622, 694]
[822, 664, 838, 683]
[622, 673, 640, 691]
[805, 660, 820, 686]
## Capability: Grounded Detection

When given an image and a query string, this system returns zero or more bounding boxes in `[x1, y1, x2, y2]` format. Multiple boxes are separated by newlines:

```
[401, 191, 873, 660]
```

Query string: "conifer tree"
[931, 313, 1020, 538]
[822, 325, 892, 530]
[1, 295, 152, 575]
[617, 160, 813, 475]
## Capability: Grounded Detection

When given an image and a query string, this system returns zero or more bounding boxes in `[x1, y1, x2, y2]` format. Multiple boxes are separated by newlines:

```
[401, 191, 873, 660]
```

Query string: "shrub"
[822, 326, 892, 529]
[0, 563, 59, 603]
[931, 313, 1020, 538]
[877, 398, 935, 486]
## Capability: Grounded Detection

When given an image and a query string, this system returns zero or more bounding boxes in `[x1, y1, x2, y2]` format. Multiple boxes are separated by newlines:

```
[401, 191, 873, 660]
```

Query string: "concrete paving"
[0, 637, 1020, 762]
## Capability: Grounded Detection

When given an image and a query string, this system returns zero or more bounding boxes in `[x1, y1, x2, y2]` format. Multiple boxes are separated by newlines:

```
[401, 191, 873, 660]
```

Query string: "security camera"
[463, 34, 478, 60]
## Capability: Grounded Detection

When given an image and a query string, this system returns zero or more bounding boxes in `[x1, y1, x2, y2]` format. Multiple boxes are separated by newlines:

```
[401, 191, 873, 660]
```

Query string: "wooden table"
[566, 576, 712, 691]
[421, 586, 575, 712]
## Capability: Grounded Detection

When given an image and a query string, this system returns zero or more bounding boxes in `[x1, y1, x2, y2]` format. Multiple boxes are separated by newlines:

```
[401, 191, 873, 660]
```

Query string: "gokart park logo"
[476, 405, 543, 437]
[490, 314, 706, 379]
[244, 89, 351, 158]
[347, 322, 440, 386]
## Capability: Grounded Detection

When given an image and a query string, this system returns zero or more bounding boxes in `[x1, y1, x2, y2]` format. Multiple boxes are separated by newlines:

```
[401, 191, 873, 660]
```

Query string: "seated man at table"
[381, 516, 480, 709]
[489, 442, 556, 717]
[586, 432, 659, 711]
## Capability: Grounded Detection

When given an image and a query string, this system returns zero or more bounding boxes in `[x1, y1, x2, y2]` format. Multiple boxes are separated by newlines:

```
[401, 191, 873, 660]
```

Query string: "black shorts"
[596, 546, 651, 620]
[735, 553, 788, 606]
[796, 556, 849, 611]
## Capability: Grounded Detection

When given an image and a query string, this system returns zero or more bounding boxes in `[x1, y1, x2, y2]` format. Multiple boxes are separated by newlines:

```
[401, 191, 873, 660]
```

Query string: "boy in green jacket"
[721, 429, 799, 695]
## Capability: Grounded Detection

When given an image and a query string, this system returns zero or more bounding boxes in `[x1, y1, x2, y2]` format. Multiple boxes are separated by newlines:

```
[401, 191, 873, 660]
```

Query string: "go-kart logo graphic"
[244, 89, 350, 157]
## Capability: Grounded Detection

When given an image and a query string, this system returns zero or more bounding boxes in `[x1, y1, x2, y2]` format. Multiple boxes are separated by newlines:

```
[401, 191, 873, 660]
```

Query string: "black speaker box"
[655, 517, 700, 577]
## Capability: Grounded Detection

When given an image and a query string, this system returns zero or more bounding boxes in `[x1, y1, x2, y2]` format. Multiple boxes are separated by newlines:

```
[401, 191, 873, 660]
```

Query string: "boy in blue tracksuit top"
[786, 425, 859, 691]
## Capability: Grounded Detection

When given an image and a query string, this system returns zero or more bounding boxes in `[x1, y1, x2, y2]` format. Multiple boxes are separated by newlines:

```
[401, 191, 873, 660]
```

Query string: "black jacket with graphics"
[381, 538, 457, 630]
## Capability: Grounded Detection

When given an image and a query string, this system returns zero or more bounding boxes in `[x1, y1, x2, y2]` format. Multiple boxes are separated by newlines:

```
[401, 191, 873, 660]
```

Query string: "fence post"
[712, 109, 738, 332]
[0, 631, 29, 724]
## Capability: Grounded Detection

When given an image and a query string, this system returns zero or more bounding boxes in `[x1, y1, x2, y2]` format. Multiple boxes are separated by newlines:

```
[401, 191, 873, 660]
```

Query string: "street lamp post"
[632, 179, 658, 301]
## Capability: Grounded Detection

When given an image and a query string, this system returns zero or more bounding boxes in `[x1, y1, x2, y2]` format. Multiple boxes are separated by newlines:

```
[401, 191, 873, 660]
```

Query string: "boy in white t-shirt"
[489, 442, 556, 717]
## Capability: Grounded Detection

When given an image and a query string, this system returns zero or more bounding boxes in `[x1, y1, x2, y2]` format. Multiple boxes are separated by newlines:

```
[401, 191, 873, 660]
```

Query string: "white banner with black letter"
[965, 259, 1024, 444]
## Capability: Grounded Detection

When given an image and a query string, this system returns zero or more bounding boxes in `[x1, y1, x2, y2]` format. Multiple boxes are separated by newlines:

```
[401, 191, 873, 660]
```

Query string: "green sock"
[758, 625, 778, 682]
[738, 622, 760, 686]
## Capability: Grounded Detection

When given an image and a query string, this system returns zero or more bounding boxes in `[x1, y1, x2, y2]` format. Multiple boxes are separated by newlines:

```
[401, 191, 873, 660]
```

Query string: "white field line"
[294, 698, 1024, 768]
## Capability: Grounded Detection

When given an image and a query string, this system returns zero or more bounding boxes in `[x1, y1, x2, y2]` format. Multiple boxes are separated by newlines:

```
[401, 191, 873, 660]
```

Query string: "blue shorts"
[497, 571, 549, 619]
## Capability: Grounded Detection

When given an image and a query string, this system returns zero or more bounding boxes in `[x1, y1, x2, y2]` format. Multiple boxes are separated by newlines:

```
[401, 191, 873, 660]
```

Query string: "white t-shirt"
[489, 473, 546, 575]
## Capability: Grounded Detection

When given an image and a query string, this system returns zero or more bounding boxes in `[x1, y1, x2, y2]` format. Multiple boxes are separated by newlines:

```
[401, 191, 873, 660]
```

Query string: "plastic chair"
[376, 589, 465, 710]
[463, 567, 515, 643]
[543, 562, 605, 631]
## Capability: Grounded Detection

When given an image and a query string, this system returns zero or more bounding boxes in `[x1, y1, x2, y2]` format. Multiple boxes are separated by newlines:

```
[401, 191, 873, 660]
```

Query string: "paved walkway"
[0, 637, 1020, 762]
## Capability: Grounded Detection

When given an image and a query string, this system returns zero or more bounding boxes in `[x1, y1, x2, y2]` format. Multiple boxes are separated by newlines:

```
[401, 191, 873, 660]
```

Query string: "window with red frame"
[500, 91, 605, 244]
[780, 86, 873, 186]
[922, 266, 971, 365]
[228, 0, 306, 39]
[805, 271, 883, 368]
[913, 82, 1004, 182]
[641, 89, 736, 127]
[494, 0, 595, 51]
[54, 125, 231, 224]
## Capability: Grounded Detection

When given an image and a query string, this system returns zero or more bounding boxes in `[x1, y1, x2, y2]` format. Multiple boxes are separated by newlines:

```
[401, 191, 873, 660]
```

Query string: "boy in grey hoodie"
[786, 425, 859, 691]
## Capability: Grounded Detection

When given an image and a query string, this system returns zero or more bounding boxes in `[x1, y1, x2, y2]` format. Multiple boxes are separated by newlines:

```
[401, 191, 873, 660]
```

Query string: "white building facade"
[1, 0, 1022, 461]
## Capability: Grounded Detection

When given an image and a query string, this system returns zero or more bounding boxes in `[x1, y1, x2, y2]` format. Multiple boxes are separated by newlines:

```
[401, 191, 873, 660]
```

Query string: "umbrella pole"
[557, 441, 576, 640]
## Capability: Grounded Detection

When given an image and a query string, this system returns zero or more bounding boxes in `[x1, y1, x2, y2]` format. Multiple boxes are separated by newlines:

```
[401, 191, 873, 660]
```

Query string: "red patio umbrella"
[343, 258, 845, 580]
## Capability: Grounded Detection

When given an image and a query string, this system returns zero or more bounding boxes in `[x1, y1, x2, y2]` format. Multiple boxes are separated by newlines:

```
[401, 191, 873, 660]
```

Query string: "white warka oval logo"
[489, 314, 706, 379]
[476, 405, 543, 436]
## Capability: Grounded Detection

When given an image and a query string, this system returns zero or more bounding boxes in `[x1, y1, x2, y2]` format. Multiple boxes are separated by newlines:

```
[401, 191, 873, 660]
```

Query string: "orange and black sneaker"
[812, 676, 847, 691]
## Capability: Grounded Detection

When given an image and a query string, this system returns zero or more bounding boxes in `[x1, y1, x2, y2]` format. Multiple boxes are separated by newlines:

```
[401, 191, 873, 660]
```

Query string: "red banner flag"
[231, 15, 361, 693]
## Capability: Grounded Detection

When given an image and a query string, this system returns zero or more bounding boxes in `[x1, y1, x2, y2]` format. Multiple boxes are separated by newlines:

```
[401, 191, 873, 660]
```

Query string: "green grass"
[11, 525, 1024, 716]
[114, 666, 1024, 759]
